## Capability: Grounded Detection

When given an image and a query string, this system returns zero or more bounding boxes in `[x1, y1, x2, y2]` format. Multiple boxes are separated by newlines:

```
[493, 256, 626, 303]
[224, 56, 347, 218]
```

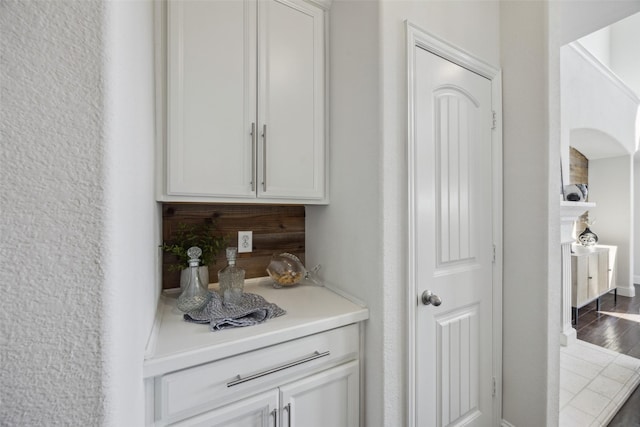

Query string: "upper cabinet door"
[166, 0, 257, 198]
[257, 0, 326, 200]
[161, 0, 327, 203]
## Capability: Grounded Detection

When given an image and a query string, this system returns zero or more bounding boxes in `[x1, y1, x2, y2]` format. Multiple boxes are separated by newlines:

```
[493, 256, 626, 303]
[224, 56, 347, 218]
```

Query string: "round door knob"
[421, 290, 442, 306]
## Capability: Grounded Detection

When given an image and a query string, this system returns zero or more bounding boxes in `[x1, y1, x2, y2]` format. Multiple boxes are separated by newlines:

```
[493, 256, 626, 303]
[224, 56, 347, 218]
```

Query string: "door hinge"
[491, 110, 497, 130]
[492, 244, 496, 263]
[492, 377, 496, 397]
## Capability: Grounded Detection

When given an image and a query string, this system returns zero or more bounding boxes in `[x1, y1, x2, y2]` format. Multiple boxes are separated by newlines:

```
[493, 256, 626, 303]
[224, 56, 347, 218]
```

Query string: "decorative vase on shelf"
[578, 226, 598, 246]
[177, 247, 211, 313]
[563, 184, 588, 202]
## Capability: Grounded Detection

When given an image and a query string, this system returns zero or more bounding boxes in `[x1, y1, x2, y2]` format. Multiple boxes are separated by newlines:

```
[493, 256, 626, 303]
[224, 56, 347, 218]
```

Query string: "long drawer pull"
[284, 403, 291, 426]
[262, 124, 267, 192]
[250, 122, 256, 191]
[227, 350, 330, 387]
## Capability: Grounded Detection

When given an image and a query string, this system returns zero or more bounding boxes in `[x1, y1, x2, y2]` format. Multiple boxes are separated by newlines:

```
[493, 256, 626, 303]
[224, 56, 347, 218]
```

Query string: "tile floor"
[560, 339, 640, 427]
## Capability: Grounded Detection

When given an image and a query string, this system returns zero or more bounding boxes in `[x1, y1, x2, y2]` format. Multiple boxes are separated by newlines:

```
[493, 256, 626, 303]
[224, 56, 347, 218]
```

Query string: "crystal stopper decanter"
[177, 247, 211, 312]
[218, 247, 245, 305]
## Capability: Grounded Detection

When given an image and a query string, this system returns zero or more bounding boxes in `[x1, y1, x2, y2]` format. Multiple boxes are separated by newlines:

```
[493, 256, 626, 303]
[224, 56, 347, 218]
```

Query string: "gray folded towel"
[184, 291, 286, 331]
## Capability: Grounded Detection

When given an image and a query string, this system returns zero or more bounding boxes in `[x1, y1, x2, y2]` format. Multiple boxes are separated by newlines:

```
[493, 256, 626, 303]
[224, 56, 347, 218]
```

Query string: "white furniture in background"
[571, 244, 617, 325]
[144, 279, 367, 426]
[157, 0, 329, 204]
[559, 201, 594, 345]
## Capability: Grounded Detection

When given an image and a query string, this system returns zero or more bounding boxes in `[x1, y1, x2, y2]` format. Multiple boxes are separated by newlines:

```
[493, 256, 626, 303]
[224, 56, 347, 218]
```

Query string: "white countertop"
[571, 243, 614, 255]
[143, 278, 369, 378]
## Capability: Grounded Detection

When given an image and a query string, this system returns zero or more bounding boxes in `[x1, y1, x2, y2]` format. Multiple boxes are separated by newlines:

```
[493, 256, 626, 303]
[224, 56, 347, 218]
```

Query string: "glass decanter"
[218, 247, 245, 305]
[177, 247, 211, 312]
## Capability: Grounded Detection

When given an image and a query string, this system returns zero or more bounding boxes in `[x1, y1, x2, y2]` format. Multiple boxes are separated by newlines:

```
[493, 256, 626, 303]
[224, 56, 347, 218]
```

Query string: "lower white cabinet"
[172, 390, 278, 427]
[147, 324, 361, 426]
[571, 245, 618, 324]
[279, 361, 359, 427]
[571, 245, 616, 311]
[173, 362, 359, 427]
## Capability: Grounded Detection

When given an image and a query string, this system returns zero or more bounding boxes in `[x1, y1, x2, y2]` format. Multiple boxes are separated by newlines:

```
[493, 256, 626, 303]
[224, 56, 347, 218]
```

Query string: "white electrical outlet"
[238, 231, 253, 253]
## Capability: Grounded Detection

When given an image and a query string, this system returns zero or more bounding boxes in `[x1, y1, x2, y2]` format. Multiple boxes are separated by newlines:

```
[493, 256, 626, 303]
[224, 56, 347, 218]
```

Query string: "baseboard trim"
[617, 286, 636, 298]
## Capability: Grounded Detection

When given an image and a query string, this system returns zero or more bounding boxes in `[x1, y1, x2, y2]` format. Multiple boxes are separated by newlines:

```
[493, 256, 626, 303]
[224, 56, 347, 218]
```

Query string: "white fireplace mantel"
[560, 200, 595, 346]
[560, 201, 595, 243]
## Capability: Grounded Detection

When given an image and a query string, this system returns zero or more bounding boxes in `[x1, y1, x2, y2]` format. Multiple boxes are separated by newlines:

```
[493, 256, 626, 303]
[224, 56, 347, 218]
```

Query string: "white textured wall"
[1, 1, 107, 423]
[1, 0, 158, 424]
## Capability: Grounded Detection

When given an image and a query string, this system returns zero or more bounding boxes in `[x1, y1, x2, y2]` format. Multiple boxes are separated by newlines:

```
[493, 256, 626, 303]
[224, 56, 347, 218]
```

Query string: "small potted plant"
[161, 221, 227, 289]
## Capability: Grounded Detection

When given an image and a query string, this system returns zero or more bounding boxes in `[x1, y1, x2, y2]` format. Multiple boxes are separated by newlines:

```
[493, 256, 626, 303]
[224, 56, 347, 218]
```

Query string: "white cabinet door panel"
[167, 0, 256, 197]
[258, 0, 325, 200]
[571, 247, 614, 308]
[279, 361, 359, 427]
[172, 390, 278, 427]
[596, 250, 610, 295]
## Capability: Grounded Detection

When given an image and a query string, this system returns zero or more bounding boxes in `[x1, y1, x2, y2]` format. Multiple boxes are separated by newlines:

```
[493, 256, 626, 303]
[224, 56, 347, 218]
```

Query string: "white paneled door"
[412, 41, 496, 426]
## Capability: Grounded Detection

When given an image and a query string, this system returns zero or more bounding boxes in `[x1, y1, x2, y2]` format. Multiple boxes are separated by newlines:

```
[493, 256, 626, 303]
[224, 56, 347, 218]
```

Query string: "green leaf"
[160, 221, 228, 270]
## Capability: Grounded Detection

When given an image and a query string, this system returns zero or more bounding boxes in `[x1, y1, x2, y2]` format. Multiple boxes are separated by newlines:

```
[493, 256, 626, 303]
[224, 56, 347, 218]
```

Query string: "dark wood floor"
[574, 284, 640, 426]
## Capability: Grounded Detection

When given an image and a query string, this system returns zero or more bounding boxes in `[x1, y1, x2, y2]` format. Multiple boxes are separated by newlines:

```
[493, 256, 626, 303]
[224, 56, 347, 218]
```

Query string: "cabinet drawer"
[155, 324, 359, 423]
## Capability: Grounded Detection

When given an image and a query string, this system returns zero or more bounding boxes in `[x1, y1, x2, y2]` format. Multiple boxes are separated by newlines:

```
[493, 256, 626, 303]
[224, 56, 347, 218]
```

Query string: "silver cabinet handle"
[284, 403, 291, 426]
[251, 123, 257, 191]
[227, 350, 330, 387]
[271, 408, 277, 427]
[262, 124, 267, 192]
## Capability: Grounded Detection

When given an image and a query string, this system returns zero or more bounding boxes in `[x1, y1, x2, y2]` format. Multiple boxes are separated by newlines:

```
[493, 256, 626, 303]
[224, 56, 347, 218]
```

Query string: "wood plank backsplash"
[162, 203, 305, 289]
[569, 147, 590, 232]
[570, 147, 588, 185]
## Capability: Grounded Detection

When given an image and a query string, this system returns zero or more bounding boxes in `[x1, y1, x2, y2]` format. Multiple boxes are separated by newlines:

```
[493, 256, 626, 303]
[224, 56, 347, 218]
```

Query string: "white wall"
[590, 156, 635, 296]
[559, 0, 640, 45]
[610, 12, 640, 288]
[560, 43, 638, 183]
[611, 12, 640, 98]
[379, 1, 500, 424]
[501, 2, 562, 425]
[562, 10, 640, 294]
[306, 0, 383, 424]
[103, 0, 160, 424]
[308, 1, 501, 425]
[636, 158, 640, 284]
[0, 1, 107, 423]
[578, 27, 611, 67]
[0, 0, 158, 424]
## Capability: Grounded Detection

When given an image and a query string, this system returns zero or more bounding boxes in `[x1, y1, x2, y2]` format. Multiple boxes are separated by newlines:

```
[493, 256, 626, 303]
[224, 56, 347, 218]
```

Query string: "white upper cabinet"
[159, 0, 328, 203]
